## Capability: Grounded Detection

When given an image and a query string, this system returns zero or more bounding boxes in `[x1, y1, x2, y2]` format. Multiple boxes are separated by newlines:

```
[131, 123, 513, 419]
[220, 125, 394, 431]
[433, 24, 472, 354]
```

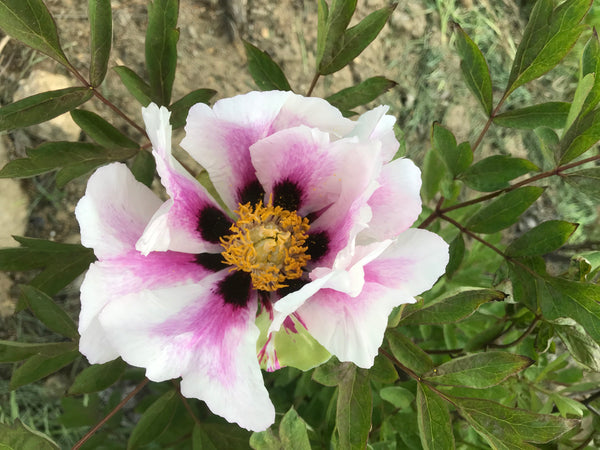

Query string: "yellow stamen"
[220, 201, 311, 291]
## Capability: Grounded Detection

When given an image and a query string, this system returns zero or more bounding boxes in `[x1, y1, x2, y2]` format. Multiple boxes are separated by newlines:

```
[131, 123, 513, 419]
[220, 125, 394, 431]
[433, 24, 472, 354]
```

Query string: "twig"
[306, 73, 320, 97]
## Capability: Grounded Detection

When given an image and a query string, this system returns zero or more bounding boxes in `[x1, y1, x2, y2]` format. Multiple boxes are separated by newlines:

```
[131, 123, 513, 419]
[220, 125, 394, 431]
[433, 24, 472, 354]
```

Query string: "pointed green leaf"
[555, 323, 600, 371]
[421, 148, 445, 202]
[505, 0, 591, 96]
[424, 352, 533, 388]
[336, 363, 372, 450]
[380, 386, 415, 409]
[466, 186, 544, 234]
[558, 107, 600, 164]
[399, 289, 506, 325]
[244, 41, 291, 91]
[417, 383, 455, 450]
[369, 353, 398, 384]
[10, 347, 79, 389]
[68, 358, 128, 395]
[317, 0, 356, 69]
[315, 0, 329, 64]
[249, 428, 280, 450]
[113, 66, 152, 106]
[387, 330, 433, 375]
[493, 102, 570, 129]
[128, 390, 179, 449]
[326, 76, 397, 113]
[319, 3, 396, 75]
[0, 237, 95, 297]
[506, 220, 578, 257]
[169, 88, 217, 129]
[71, 109, 139, 149]
[564, 167, 600, 201]
[0, 340, 75, 363]
[459, 155, 539, 192]
[21, 285, 78, 339]
[145, 0, 179, 105]
[452, 22, 493, 116]
[0, 0, 69, 66]
[464, 321, 507, 352]
[0, 419, 59, 450]
[0, 87, 92, 132]
[455, 396, 579, 446]
[279, 408, 311, 450]
[565, 72, 595, 130]
[580, 30, 600, 116]
[89, 0, 112, 86]
[0, 141, 137, 187]
[195, 423, 251, 450]
[130, 150, 156, 187]
[313, 356, 345, 386]
[445, 234, 465, 279]
[432, 123, 472, 177]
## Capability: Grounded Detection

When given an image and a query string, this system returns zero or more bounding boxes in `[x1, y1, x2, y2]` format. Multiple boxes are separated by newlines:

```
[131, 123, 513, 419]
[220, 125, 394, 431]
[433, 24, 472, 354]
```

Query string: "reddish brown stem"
[306, 73, 320, 97]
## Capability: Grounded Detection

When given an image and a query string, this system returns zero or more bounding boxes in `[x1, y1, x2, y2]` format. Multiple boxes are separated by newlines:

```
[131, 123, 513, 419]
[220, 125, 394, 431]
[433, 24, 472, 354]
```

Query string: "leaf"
[424, 352, 533, 388]
[113, 66, 152, 106]
[455, 396, 579, 447]
[432, 123, 472, 177]
[421, 148, 445, 202]
[466, 186, 544, 234]
[68, 358, 128, 395]
[319, 3, 396, 75]
[315, 0, 329, 65]
[0, 87, 92, 132]
[0, 340, 75, 363]
[0, 236, 95, 297]
[0, 141, 138, 187]
[0, 0, 69, 66]
[445, 234, 465, 279]
[505, 0, 591, 96]
[244, 41, 291, 91]
[88, 0, 112, 86]
[452, 22, 493, 116]
[336, 363, 372, 450]
[130, 150, 156, 188]
[464, 321, 507, 352]
[493, 102, 570, 129]
[580, 30, 600, 116]
[565, 72, 595, 130]
[249, 428, 280, 450]
[0, 419, 59, 450]
[312, 356, 343, 387]
[369, 353, 398, 384]
[10, 347, 79, 389]
[564, 167, 600, 200]
[71, 109, 138, 149]
[506, 220, 578, 257]
[316, 0, 356, 70]
[279, 408, 311, 450]
[459, 155, 540, 192]
[169, 88, 217, 129]
[380, 386, 415, 409]
[558, 107, 600, 164]
[21, 285, 78, 339]
[145, 0, 179, 105]
[128, 390, 179, 449]
[194, 423, 251, 450]
[399, 289, 506, 325]
[326, 76, 397, 113]
[416, 383, 455, 450]
[554, 325, 600, 372]
[387, 330, 433, 375]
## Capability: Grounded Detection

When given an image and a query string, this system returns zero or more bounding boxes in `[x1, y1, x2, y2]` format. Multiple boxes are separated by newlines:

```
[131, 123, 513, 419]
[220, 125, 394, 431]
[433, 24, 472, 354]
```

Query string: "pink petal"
[347, 106, 399, 162]
[139, 104, 225, 255]
[99, 274, 275, 431]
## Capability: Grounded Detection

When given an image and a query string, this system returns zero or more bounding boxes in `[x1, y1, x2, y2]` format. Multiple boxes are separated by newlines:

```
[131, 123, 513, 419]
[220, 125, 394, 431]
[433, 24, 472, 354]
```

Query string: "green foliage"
[169, 89, 217, 129]
[244, 41, 292, 91]
[0, 419, 59, 450]
[326, 76, 397, 116]
[128, 389, 179, 449]
[250, 408, 311, 450]
[416, 384, 454, 450]
[88, 0, 112, 87]
[459, 155, 539, 192]
[493, 102, 570, 129]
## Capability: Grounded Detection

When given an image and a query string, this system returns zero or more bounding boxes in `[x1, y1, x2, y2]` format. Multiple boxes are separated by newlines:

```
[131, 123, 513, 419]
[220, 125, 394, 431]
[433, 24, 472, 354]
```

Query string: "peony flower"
[75, 91, 449, 431]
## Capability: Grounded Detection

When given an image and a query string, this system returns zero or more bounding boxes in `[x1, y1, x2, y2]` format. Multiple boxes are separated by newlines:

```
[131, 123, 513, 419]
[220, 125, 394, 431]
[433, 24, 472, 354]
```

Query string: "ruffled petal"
[181, 91, 295, 210]
[359, 158, 422, 242]
[75, 163, 163, 260]
[346, 106, 399, 162]
[99, 273, 275, 431]
[139, 103, 225, 255]
[250, 126, 343, 215]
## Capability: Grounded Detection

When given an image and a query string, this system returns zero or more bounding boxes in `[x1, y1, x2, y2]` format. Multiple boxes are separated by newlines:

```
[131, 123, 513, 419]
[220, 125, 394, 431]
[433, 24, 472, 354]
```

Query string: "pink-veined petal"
[139, 103, 224, 255]
[99, 274, 275, 431]
[359, 158, 422, 242]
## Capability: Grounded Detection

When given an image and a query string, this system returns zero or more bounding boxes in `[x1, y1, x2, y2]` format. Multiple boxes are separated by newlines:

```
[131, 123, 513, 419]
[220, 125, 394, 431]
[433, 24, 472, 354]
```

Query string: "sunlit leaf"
[493, 102, 570, 129]
[128, 390, 179, 449]
[145, 0, 179, 105]
[89, 0, 112, 86]
[417, 383, 455, 450]
[0, 0, 69, 66]
[113, 66, 152, 106]
[279, 408, 311, 450]
[565, 72, 595, 130]
[68, 359, 128, 395]
[452, 22, 493, 116]
[466, 186, 544, 234]
[244, 41, 291, 91]
[0, 87, 92, 132]
[558, 107, 600, 164]
[21, 285, 78, 339]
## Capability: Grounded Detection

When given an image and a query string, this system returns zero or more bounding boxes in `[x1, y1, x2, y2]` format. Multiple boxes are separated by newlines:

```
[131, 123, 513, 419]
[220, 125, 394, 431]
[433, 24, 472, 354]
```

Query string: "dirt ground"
[0, 0, 553, 327]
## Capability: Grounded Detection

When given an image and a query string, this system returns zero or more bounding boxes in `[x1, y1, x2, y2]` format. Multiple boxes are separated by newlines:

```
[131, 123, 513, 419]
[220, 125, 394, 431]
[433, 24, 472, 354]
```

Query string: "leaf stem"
[378, 347, 421, 381]
[490, 315, 541, 349]
[72, 377, 149, 450]
[306, 73, 320, 96]
[471, 94, 507, 153]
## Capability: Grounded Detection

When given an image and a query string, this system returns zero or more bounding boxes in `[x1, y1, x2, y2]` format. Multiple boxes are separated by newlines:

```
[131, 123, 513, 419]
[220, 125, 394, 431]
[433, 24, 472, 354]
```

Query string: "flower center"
[220, 201, 311, 291]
